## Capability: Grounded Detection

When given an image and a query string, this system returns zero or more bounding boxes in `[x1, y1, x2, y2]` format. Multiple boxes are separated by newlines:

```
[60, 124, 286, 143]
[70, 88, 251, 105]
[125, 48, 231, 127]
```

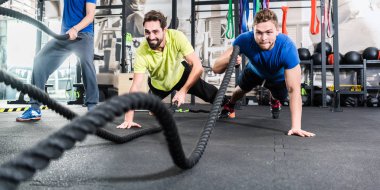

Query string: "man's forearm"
[73, 15, 94, 31]
[213, 57, 229, 74]
[289, 90, 302, 130]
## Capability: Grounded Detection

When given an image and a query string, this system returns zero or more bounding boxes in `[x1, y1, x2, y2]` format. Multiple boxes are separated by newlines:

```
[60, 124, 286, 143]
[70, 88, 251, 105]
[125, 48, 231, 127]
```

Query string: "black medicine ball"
[362, 47, 379, 60]
[298, 48, 311, 60]
[312, 53, 323, 65]
[343, 51, 362, 64]
[315, 42, 332, 54]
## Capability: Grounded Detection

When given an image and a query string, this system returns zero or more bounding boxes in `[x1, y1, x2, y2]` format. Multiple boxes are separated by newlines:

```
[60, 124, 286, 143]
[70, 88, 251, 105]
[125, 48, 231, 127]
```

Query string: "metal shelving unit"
[312, 63, 367, 106]
[300, 60, 314, 106]
[364, 59, 380, 93]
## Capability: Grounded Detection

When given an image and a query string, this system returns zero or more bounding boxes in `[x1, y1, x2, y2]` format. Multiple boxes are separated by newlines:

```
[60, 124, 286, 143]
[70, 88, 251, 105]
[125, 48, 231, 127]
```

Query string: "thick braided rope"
[0, 46, 240, 189]
[0, 70, 76, 119]
[0, 69, 161, 143]
[0, 0, 8, 6]
[0, 7, 69, 40]
[171, 46, 240, 168]
[0, 93, 168, 189]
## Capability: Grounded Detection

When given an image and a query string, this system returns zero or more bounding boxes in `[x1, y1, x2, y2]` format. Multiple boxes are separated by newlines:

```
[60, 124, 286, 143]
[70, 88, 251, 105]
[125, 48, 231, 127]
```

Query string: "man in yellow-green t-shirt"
[117, 10, 220, 129]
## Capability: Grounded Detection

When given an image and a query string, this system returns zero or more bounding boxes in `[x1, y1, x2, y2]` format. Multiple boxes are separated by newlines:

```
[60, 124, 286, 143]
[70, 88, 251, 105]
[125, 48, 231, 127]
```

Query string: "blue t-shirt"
[61, 0, 96, 34]
[233, 32, 300, 82]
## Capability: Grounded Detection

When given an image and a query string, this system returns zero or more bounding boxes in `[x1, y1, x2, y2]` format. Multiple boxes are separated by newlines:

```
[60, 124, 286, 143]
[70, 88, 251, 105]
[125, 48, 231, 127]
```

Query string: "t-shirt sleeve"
[133, 49, 147, 73]
[232, 32, 250, 55]
[232, 33, 244, 47]
[283, 41, 300, 70]
[175, 31, 194, 57]
[86, 0, 96, 4]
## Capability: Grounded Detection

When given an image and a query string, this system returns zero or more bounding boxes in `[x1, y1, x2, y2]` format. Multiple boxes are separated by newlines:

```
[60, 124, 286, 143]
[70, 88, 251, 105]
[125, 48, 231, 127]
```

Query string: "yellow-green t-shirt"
[133, 29, 194, 91]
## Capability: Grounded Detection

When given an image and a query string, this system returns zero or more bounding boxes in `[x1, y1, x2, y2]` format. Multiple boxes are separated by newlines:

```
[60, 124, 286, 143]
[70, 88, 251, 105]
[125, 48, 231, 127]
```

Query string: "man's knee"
[271, 90, 288, 101]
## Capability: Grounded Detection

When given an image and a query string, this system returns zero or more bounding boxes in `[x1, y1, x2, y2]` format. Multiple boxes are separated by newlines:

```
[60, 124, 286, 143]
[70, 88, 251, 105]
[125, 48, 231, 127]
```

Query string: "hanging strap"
[263, 0, 270, 9]
[326, 0, 334, 38]
[240, 0, 250, 33]
[226, 0, 234, 39]
[239, 0, 243, 33]
[310, 0, 320, 35]
[281, 6, 288, 35]
[255, 0, 261, 13]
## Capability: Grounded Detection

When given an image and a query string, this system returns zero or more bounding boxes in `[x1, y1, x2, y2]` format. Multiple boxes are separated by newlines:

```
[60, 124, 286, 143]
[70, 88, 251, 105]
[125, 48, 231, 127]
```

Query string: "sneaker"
[16, 107, 41, 122]
[87, 103, 97, 111]
[270, 99, 281, 119]
[219, 101, 235, 119]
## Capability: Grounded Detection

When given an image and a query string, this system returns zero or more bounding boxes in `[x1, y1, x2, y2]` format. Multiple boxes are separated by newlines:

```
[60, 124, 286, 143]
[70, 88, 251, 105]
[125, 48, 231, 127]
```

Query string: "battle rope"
[0, 0, 8, 6]
[0, 69, 161, 144]
[0, 93, 168, 190]
[0, 46, 240, 189]
[0, 7, 69, 40]
[0, 6, 149, 143]
[0, 70, 76, 120]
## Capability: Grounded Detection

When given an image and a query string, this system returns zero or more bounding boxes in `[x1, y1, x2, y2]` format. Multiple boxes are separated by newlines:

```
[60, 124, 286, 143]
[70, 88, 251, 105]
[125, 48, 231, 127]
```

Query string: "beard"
[147, 38, 163, 50]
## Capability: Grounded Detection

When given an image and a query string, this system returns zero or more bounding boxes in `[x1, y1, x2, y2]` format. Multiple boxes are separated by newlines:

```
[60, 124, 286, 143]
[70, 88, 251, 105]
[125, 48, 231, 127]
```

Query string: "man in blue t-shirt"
[16, 0, 99, 122]
[213, 9, 314, 137]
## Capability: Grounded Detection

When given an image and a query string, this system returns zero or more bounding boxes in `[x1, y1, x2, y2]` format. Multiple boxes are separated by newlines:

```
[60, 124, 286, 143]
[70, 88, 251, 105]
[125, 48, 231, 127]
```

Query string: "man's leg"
[219, 69, 263, 118]
[147, 78, 172, 114]
[17, 39, 71, 121]
[218, 86, 247, 118]
[265, 81, 288, 119]
[187, 78, 219, 104]
[167, 62, 226, 105]
[147, 78, 172, 100]
[73, 33, 99, 110]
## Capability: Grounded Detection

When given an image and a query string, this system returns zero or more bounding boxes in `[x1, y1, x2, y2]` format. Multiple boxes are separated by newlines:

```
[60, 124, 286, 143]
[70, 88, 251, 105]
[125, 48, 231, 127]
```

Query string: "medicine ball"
[315, 42, 332, 54]
[312, 53, 323, 65]
[362, 47, 379, 60]
[298, 48, 311, 60]
[343, 51, 362, 65]
[327, 53, 343, 65]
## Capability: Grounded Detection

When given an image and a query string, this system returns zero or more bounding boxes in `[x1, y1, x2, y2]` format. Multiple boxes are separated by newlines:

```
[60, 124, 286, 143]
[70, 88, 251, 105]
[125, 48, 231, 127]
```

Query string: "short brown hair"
[253, 9, 279, 28]
[143, 10, 167, 29]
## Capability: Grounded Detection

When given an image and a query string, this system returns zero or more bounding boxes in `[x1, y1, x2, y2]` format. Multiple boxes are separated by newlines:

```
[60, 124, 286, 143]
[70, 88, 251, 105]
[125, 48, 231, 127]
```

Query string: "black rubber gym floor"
[1, 104, 379, 190]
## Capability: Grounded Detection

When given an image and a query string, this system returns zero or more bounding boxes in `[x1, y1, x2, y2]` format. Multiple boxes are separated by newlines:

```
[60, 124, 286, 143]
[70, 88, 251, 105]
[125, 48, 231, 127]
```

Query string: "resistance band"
[252, 0, 261, 30]
[263, 0, 270, 9]
[310, 0, 320, 35]
[326, 0, 334, 38]
[281, 6, 288, 35]
[226, 0, 234, 39]
[255, 0, 260, 14]
[240, 0, 250, 33]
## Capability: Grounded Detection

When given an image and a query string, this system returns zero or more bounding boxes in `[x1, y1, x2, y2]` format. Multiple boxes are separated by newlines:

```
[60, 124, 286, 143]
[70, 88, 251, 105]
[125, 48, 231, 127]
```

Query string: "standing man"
[117, 10, 221, 129]
[16, 0, 99, 121]
[213, 9, 315, 137]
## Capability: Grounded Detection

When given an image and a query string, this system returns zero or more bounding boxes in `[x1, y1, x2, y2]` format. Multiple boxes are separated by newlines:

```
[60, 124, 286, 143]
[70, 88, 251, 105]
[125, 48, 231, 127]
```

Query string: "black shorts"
[148, 61, 218, 104]
[238, 68, 288, 101]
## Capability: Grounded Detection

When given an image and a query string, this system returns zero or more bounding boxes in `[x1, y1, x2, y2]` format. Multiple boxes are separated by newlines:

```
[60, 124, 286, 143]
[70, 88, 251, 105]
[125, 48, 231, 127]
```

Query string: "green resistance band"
[226, 0, 234, 39]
